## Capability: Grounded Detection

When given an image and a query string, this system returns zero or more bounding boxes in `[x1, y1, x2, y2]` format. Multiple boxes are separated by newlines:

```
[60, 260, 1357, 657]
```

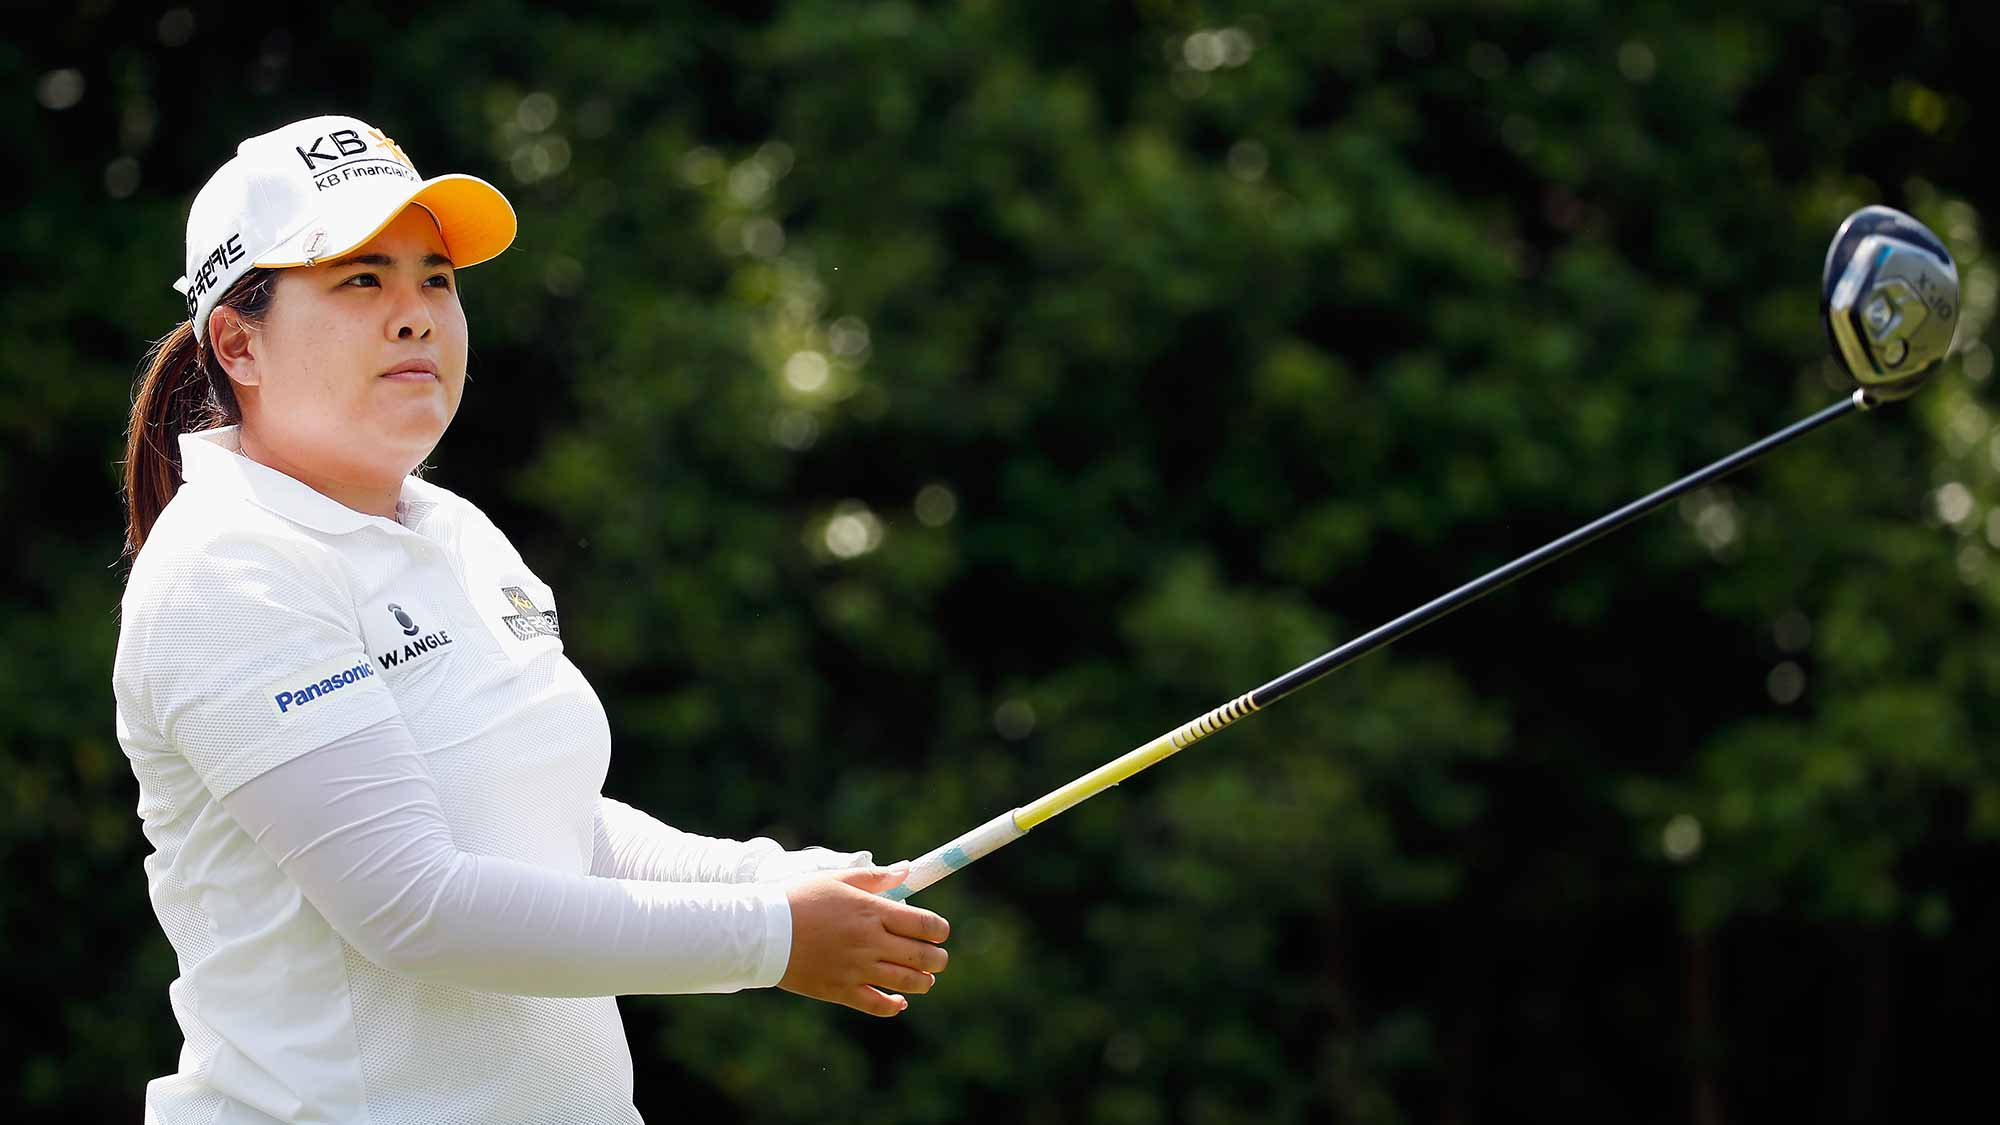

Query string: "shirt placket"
[388, 523, 503, 660]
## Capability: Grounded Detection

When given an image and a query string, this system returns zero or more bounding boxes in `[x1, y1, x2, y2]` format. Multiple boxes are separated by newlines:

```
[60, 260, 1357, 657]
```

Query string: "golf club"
[884, 204, 1961, 903]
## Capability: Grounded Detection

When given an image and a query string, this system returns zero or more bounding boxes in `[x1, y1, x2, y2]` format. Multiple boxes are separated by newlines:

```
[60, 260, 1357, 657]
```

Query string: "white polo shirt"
[113, 427, 790, 1124]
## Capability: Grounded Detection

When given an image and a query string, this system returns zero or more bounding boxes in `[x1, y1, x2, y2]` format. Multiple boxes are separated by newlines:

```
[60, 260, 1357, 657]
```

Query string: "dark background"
[7, 0, 1999, 1120]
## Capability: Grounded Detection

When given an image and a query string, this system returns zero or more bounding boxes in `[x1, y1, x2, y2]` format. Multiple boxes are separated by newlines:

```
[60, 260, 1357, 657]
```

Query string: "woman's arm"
[225, 716, 791, 997]
[591, 797, 872, 884]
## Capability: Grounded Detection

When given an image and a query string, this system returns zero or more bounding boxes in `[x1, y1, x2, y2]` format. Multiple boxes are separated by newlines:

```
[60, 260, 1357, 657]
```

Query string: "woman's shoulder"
[126, 487, 347, 611]
[115, 489, 357, 718]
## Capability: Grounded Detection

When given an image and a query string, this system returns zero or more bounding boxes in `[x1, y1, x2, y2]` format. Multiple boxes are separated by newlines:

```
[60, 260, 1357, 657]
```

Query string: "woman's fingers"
[834, 865, 913, 895]
[878, 933, 949, 975]
[881, 903, 950, 944]
[869, 961, 936, 996]
[850, 984, 908, 1018]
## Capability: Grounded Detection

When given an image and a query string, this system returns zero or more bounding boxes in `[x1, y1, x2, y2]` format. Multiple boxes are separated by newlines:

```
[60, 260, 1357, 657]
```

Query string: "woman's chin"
[378, 398, 454, 440]
[373, 420, 450, 472]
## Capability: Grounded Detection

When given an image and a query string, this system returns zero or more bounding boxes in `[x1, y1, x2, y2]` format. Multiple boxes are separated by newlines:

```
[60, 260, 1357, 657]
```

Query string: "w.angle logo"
[388, 603, 421, 636]
[500, 586, 560, 640]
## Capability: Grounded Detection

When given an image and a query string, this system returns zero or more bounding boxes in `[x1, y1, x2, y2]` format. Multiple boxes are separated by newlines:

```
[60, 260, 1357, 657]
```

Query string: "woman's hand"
[753, 845, 874, 884]
[779, 866, 951, 1017]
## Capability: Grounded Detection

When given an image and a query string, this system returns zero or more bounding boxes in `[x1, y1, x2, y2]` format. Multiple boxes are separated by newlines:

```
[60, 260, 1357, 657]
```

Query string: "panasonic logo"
[266, 657, 376, 721]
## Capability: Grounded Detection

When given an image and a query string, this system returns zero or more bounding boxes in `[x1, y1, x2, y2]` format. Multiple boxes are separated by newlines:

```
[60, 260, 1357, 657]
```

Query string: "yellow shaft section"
[1015, 692, 1259, 829]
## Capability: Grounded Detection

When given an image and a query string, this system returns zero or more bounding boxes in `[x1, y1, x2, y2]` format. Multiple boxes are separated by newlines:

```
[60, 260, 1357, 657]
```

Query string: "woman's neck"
[236, 427, 406, 521]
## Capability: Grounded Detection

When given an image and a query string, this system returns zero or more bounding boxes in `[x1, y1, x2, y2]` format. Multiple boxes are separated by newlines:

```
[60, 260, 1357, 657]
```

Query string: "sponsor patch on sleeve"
[265, 654, 379, 723]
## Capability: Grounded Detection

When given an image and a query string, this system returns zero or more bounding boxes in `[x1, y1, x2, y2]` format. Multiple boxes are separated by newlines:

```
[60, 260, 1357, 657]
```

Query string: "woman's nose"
[389, 285, 433, 340]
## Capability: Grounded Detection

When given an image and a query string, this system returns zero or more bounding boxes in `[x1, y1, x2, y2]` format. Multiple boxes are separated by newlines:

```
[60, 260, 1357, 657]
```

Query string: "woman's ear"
[209, 306, 262, 388]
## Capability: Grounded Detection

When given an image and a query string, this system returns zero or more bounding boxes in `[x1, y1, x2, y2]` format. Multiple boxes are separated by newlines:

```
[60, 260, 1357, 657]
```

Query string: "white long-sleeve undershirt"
[223, 716, 831, 998]
[590, 797, 872, 886]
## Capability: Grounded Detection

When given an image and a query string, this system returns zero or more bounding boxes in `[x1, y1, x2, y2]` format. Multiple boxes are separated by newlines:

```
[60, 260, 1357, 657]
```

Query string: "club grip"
[880, 810, 1028, 901]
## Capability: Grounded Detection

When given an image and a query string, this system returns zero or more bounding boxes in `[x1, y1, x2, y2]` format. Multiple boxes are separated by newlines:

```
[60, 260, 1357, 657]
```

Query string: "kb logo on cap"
[296, 128, 372, 171]
[295, 127, 414, 173]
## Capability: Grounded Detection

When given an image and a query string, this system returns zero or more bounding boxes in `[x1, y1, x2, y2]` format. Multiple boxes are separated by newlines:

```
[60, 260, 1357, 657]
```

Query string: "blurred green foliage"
[6, 0, 1999, 1120]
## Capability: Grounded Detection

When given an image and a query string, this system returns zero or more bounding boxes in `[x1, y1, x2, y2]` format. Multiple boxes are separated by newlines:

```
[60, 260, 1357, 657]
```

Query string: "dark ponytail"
[122, 269, 278, 556]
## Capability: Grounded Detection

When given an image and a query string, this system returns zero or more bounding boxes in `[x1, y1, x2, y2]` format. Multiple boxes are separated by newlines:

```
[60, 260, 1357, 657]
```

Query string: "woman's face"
[221, 204, 468, 487]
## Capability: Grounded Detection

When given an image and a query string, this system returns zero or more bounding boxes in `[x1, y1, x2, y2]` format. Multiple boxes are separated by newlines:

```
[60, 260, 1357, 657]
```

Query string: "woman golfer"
[113, 115, 949, 1123]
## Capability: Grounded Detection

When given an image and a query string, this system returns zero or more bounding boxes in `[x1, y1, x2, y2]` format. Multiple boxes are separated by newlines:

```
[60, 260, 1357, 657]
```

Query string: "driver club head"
[1822, 205, 1960, 403]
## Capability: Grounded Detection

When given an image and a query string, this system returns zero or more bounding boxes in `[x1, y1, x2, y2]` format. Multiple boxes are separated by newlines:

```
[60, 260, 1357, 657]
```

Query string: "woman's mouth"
[380, 359, 440, 382]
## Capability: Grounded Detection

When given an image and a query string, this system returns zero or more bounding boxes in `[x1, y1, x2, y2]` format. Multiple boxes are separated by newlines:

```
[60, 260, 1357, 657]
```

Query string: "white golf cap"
[175, 114, 516, 341]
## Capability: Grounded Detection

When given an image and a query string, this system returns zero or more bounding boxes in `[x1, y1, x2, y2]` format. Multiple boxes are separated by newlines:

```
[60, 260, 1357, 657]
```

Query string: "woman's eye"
[426, 274, 453, 290]
[341, 273, 379, 288]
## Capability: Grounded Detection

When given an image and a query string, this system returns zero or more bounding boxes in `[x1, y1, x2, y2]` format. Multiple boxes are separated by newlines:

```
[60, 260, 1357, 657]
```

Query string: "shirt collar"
[178, 425, 444, 536]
